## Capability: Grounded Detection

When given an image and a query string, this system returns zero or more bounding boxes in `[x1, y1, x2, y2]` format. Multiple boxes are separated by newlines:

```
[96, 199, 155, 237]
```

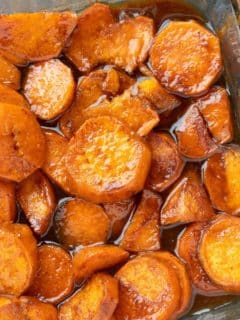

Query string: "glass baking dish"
[1, 0, 240, 319]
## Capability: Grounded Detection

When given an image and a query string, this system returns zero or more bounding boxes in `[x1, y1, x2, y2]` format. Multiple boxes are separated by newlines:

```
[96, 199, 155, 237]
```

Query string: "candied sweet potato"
[0, 180, 16, 222]
[0, 223, 37, 296]
[120, 190, 162, 252]
[17, 170, 56, 236]
[19, 296, 58, 320]
[23, 59, 75, 120]
[58, 273, 118, 320]
[0, 103, 45, 182]
[0, 83, 28, 108]
[73, 245, 129, 284]
[199, 214, 240, 293]
[64, 116, 151, 203]
[203, 145, 240, 215]
[65, 3, 154, 73]
[0, 296, 22, 320]
[115, 255, 181, 320]
[177, 222, 222, 295]
[0, 12, 77, 65]
[0, 55, 20, 90]
[146, 131, 184, 192]
[161, 164, 215, 225]
[54, 198, 110, 248]
[150, 20, 222, 96]
[28, 244, 74, 304]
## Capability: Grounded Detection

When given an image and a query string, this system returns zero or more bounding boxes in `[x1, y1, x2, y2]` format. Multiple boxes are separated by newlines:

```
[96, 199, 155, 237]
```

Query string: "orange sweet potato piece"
[0, 55, 20, 90]
[58, 273, 118, 320]
[17, 170, 56, 236]
[120, 190, 162, 252]
[177, 222, 222, 295]
[54, 198, 110, 248]
[199, 214, 240, 293]
[0, 12, 77, 65]
[73, 245, 129, 284]
[19, 296, 58, 320]
[175, 105, 217, 160]
[0, 180, 16, 222]
[103, 197, 136, 240]
[27, 244, 74, 304]
[203, 145, 240, 215]
[0, 223, 37, 296]
[65, 3, 154, 73]
[23, 59, 75, 120]
[115, 254, 181, 320]
[161, 164, 215, 225]
[145, 131, 184, 192]
[150, 20, 222, 97]
[0, 103, 46, 182]
[64, 116, 151, 203]
[0, 83, 28, 108]
[0, 296, 22, 320]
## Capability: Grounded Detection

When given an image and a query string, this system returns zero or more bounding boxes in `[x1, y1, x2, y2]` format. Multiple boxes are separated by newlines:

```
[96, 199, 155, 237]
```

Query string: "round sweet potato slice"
[23, 59, 75, 120]
[0, 83, 29, 108]
[199, 214, 240, 293]
[0, 103, 46, 182]
[0, 223, 37, 296]
[203, 145, 240, 214]
[73, 245, 129, 284]
[150, 20, 222, 97]
[145, 131, 184, 192]
[54, 198, 110, 248]
[64, 116, 151, 203]
[115, 255, 181, 320]
[0, 296, 23, 320]
[177, 222, 222, 295]
[0, 180, 16, 222]
[19, 296, 58, 320]
[27, 244, 74, 304]
[0, 55, 20, 90]
[58, 273, 118, 320]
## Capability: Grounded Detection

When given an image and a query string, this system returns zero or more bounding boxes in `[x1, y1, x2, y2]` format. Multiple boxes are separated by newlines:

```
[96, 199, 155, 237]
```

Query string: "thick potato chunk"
[177, 222, 222, 295]
[17, 170, 56, 235]
[161, 164, 215, 225]
[0, 223, 37, 296]
[150, 20, 222, 96]
[65, 116, 151, 203]
[0, 180, 16, 222]
[0, 55, 20, 90]
[73, 245, 129, 284]
[58, 273, 118, 320]
[65, 3, 154, 73]
[19, 296, 58, 320]
[0, 12, 77, 65]
[146, 131, 184, 192]
[120, 190, 162, 252]
[203, 145, 240, 214]
[199, 214, 240, 293]
[54, 198, 110, 248]
[0, 103, 46, 182]
[115, 255, 180, 320]
[28, 244, 74, 304]
[23, 59, 75, 120]
[0, 83, 28, 107]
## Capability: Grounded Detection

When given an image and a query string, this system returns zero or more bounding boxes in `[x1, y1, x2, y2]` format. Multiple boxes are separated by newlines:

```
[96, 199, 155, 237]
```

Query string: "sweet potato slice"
[19, 296, 58, 320]
[145, 131, 184, 192]
[54, 198, 110, 248]
[73, 245, 129, 284]
[0, 180, 16, 222]
[203, 145, 240, 214]
[0, 296, 22, 320]
[175, 105, 217, 160]
[65, 3, 154, 73]
[0, 12, 77, 65]
[58, 273, 118, 320]
[120, 190, 162, 252]
[199, 214, 240, 293]
[23, 59, 75, 120]
[0, 223, 37, 296]
[161, 164, 215, 225]
[28, 244, 74, 304]
[150, 20, 222, 96]
[0, 83, 28, 108]
[0, 103, 46, 182]
[65, 116, 151, 203]
[177, 222, 222, 295]
[115, 254, 181, 320]
[103, 197, 136, 240]
[0, 55, 20, 89]
[17, 170, 56, 236]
